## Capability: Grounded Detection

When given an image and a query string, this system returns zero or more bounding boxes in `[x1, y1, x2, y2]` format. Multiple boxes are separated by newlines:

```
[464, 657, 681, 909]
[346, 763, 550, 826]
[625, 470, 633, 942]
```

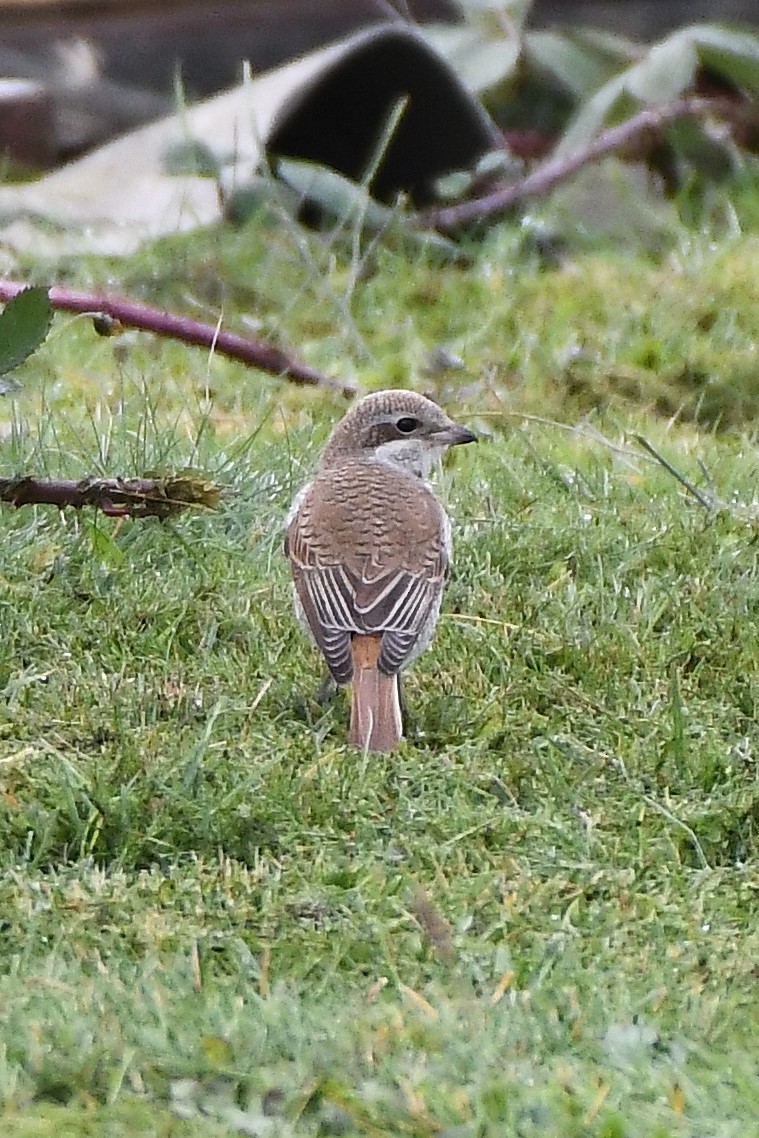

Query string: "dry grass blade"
[632, 434, 719, 511]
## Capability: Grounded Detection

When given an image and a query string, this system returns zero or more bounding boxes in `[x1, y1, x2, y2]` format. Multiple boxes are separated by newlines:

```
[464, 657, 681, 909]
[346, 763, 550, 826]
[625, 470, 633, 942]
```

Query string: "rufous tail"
[348, 634, 403, 751]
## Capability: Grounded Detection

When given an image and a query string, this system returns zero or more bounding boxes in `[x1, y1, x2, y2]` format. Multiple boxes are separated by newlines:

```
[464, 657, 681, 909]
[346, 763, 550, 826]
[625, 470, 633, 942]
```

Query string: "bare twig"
[0, 474, 220, 517]
[0, 281, 356, 397]
[418, 96, 741, 234]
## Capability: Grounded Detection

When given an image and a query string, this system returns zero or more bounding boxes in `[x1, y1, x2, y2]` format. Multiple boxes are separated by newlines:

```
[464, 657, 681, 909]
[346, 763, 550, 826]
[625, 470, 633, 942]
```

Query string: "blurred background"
[1, 0, 758, 166]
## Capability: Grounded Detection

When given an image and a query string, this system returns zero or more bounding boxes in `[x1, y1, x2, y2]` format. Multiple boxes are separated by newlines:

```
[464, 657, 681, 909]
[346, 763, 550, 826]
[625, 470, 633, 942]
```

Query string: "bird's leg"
[396, 672, 423, 740]
[315, 671, 339, 706]
[397, 672, 407, 718]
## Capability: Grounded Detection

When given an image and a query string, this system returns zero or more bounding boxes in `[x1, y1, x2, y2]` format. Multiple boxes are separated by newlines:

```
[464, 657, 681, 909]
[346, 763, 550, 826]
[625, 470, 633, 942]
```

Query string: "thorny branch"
[0, 474, 220, 517]
[418, 96, 745, 233]
[0, 281, 357, 398]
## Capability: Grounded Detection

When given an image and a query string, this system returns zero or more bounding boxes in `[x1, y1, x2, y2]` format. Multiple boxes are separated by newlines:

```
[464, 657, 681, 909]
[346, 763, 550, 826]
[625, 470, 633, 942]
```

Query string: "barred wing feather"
[288, 546, 446, 681]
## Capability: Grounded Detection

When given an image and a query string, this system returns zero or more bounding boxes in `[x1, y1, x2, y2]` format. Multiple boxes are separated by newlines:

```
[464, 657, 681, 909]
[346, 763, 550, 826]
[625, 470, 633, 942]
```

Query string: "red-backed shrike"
[285, 389, 475, 750]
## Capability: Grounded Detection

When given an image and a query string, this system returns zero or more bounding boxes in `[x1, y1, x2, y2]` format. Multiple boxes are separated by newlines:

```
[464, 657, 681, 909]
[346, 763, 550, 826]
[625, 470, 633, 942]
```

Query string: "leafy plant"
[559, 25, 759, 154]
[428, 4, 759, 207]
[0, 286, 53, 392]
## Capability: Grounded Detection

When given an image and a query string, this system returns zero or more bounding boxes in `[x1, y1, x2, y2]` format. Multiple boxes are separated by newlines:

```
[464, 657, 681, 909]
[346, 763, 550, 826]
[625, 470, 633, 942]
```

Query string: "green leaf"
[85, 519, 126, 567]
[425, 25, 520, 95]
[625, 31, 698, 103]
[0, 286, 53, 378]
[274, 159, 466, 261]
[554, 29, 699, 158]
[526, 30, 628, 101]
[556, 23, 759, 161]
[554, 73, 633, 157]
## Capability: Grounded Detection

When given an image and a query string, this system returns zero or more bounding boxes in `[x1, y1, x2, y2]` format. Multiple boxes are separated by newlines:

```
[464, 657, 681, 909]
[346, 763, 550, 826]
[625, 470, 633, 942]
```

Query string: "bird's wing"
[352, 556, 447, 675]
[285, 538, 355, 684]
[286, 548, 446, 681]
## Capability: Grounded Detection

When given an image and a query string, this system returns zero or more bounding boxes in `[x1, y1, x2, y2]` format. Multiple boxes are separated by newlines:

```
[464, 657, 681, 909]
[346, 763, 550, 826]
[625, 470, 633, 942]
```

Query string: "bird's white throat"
[373, 437, 446, 479]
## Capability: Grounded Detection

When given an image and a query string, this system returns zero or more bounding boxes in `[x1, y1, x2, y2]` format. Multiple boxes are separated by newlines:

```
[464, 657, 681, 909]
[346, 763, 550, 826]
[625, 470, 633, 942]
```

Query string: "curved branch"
[418, 95, 743, 234]
[0, 281, 357, 398]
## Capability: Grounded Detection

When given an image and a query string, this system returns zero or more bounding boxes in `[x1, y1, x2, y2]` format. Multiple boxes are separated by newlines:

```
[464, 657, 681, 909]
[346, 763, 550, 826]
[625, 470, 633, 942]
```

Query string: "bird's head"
[320, 389, 476, 478]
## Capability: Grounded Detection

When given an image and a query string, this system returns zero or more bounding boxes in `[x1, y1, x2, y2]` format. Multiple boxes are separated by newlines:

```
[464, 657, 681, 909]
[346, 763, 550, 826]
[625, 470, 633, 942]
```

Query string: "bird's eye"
[396, 416, 420, 434]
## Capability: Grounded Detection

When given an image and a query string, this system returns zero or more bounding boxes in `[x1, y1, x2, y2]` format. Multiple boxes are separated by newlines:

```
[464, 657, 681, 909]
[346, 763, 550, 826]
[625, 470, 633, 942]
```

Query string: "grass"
[1, 180, 759, 1135]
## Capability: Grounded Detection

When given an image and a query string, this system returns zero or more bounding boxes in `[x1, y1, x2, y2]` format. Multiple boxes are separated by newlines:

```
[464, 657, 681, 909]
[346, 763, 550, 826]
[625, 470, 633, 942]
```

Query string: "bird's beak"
[435, 422, 477, 447]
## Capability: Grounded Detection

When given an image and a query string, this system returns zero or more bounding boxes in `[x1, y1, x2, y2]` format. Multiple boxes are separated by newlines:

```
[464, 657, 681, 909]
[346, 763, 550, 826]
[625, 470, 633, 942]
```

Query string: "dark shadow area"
[266, 26, 500, 207]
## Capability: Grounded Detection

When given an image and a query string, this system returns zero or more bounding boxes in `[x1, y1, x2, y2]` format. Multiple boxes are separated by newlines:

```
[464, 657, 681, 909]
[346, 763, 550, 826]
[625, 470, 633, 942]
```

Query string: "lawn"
[1, 191, 758, 1136]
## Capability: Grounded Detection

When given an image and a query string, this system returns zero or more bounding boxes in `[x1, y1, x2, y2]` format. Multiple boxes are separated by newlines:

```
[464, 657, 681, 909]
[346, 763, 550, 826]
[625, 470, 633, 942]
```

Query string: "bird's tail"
[348, 634, 402, 751]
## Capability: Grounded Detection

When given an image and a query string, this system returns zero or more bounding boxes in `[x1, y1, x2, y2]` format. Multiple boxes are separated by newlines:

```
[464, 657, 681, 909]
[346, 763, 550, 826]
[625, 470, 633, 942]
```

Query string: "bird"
[284, 389, 476, 751]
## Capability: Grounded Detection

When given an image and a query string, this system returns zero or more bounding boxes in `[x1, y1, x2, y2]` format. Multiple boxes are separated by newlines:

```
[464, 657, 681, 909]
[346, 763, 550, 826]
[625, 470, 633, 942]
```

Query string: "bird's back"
[286, 456, 451, 685]
[289, 456, 449, 575]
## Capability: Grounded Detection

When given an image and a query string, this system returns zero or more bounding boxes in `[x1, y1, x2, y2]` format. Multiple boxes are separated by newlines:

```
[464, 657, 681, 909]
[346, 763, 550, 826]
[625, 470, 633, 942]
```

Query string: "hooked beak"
[435, 422, 477, 447]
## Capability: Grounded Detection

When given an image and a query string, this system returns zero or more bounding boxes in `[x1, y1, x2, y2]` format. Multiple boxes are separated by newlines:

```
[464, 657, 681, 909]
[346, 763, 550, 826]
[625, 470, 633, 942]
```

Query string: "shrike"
[285, 389, 475, 751]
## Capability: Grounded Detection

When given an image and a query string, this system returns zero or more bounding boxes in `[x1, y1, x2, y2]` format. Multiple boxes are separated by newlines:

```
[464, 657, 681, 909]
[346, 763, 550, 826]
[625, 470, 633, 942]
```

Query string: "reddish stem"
[0, 281, 357, 397]
[418, 96, 742, 234]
